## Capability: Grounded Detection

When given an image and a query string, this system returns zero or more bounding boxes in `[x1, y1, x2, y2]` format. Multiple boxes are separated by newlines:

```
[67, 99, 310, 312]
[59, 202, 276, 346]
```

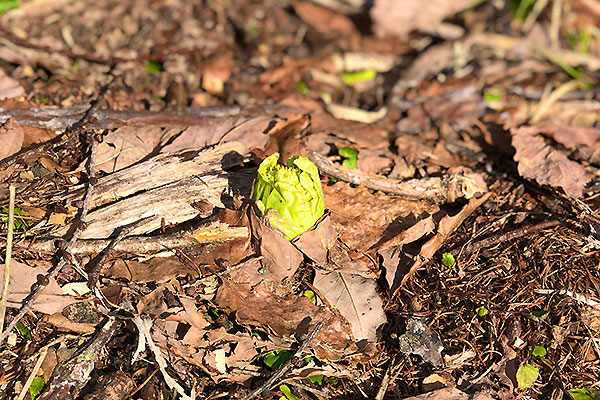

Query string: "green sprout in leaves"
[0, 0, 19, 15]
[340, 69, 377, 85]
[297, 81, 310, 96]
[14, 321, 32, 340]
[279, 384, 301, 400]
[516, 363, 539, 390]
[531, 345, 546, 357]
[253, 153, 325, 241]
[441, 252, 455, 267]
[308, 374, 323, 385]
[338, 147, 358, 169]
[529, 310, 549, 322]
[484, 85, 503, 103]
[475, 306, 489, 317]
[145, 61, 163, 75]
[263, 350, 294, 370]
[29, 376, 45, 400]
[569, 388, 600, 400]
[1, 207, 27, 231]
[303, 290, 317, 305]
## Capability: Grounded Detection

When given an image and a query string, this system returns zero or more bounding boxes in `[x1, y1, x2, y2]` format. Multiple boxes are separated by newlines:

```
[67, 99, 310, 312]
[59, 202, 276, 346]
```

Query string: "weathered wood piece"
[53, 141, 254, 239]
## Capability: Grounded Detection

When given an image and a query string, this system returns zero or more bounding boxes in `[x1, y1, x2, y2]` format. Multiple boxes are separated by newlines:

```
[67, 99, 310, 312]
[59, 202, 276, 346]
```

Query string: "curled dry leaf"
[314, 270, 386, 343]
[371, 0, 481, 38]
[0, 68, 25, 100]
[512, 126, 591, 198]
[0, 119, 24, 161]
[323, 182, 438, 251]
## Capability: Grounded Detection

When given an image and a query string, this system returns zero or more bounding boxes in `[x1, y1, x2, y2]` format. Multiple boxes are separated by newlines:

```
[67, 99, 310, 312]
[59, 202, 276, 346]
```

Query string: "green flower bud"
[253, 153, 325, 240]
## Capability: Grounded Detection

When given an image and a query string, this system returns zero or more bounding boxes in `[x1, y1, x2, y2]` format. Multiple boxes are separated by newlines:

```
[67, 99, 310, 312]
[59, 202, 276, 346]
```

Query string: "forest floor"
[1, 1, 600, 399]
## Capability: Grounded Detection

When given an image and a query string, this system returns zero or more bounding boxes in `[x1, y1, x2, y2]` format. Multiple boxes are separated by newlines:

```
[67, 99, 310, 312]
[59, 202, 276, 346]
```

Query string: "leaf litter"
[0, 1, 600, 399]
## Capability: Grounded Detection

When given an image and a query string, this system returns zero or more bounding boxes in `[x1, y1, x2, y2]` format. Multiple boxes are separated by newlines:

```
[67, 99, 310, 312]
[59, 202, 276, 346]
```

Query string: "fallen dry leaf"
[324, 182, 438, 251]
[250, 211, 304, 282]
[313, 270, 386, 343]
[537, 124, 600, 164]
[292, 1, 357, 38]
[0, 68, 25, 100]
[371, 0, 480, 38]
[202, 50, 234, 95]
[2, 260, 77, 314]
[512, 126, 591, 198]
[0, 119, 24, 161]
[399, 192, 493, 287]
[95, 126, 171, 173]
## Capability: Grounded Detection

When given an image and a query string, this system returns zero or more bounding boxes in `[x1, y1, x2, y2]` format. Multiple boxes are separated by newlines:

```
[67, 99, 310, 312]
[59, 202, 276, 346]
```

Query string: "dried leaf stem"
[0, 185, 15, 334]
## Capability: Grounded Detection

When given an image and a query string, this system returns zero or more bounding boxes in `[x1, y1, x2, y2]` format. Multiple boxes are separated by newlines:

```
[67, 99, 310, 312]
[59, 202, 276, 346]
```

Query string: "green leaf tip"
[253, 153, 325, 240]
[516, 363, 539, 390]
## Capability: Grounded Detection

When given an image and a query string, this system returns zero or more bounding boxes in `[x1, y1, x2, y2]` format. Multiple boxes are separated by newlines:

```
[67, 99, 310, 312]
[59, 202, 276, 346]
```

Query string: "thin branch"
[16, 346, 48, 400]
[0, 185, 15, 337]
[243, 322, 324, 400]
[308, 151, 483, 203]
[461, 220, 562, 256]
[86, 215, 159, 289]
[0, 24, 216, 67]
[0, 138, 98, 343]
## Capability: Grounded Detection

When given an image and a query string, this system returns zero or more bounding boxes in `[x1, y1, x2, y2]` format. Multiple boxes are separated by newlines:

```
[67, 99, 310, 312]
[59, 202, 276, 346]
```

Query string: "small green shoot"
[308, 375, 323, 385]
[303, 290, 317, 305]
[1, 207, 27, 231]
[567, 28, 590, 55]
[516, 363, 539, 390]
[29, 376, 45, 400]
[297, 81, 310, 96]
[39, 94, 48, 103]
[248, 24, 260, 40]
[279, 384, 301, 400]
[569, 388, 600, 400]
[529, 310, 549, 322]
[72, 60, 80, 72]
[475, 306, 489, 317]
[510, 0, 536, 22]
[264, 350, 294, 370]
[14, 321, 32, 340]
[484, 85, 503, 103]
[441, 253, 455, 267]
[338, 147, 358, 169]
[0, 0, 19, 15]
[531, 345, 546, 357]
[145, 61, 163, 75]
[340, 69, 377, 85]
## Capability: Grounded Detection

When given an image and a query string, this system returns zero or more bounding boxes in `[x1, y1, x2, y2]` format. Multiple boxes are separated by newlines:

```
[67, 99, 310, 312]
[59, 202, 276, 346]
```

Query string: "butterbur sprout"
[253, 153, 325, 240]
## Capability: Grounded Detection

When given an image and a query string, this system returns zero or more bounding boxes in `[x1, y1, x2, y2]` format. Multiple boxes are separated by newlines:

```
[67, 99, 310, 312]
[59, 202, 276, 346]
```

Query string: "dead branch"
[461, 219, 562, 255]
[37, 318, 120, 400]
[86, 215, 159, 289]
[308, 151, 486, 203]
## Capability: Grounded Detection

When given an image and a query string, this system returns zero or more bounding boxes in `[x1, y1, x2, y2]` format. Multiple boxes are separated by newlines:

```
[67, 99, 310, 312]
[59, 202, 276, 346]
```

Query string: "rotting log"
[51, 141, 254, 240]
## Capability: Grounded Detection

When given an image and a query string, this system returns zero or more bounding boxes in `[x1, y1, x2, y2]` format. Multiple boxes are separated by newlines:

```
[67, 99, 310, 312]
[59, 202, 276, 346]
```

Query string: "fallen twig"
[462, 219, 562, 256]
[308, 151, 485, 203]
[86, 215, 159, 289]
[0, 185, 15, 333]
[375, 356, 397, 400]
[243, 322, 324, 400]
[132, 316, 193, 400]
[0, 137, 98, 343]
[16, 346, 48, 400]
[37, 318, 119, 400]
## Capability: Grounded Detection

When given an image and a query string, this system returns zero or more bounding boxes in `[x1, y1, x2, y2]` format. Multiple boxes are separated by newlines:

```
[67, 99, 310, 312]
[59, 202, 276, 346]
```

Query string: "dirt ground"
[1, 1, 600, 399]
